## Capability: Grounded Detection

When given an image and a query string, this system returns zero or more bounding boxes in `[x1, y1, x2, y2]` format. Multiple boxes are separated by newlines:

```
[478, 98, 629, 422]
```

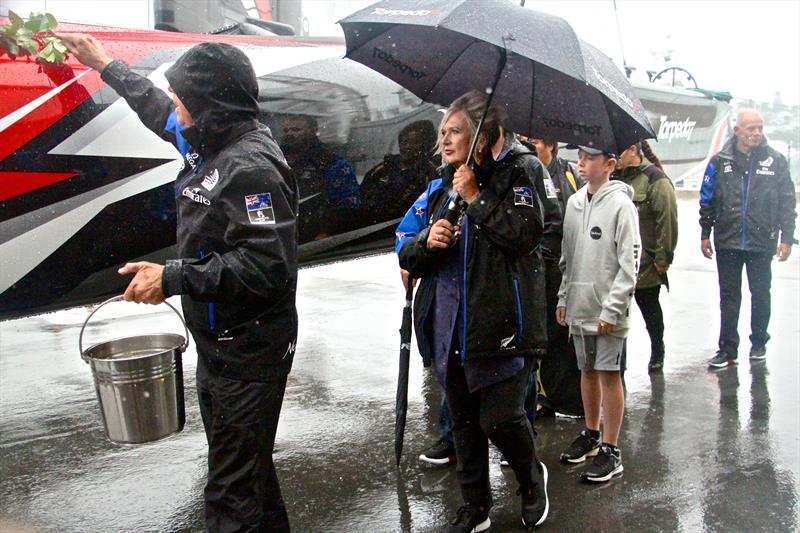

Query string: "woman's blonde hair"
[435, 90, 506, 163]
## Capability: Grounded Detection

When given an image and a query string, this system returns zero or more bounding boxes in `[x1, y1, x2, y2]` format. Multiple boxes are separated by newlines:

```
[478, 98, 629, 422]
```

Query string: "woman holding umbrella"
[395, 91, 549, 532]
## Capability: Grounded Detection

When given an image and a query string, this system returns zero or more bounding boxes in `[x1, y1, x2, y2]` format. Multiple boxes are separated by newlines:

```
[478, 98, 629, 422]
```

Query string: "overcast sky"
[3, 0, 798, 105]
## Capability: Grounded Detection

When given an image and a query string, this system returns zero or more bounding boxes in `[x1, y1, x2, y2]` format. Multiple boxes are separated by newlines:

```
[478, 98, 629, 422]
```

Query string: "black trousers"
[197, 358, 290, 533]
[716, 249, 773, 355]
[445, 353, 542, 509]
[634, 285, 665, 360]
[536, 260, 583, 417]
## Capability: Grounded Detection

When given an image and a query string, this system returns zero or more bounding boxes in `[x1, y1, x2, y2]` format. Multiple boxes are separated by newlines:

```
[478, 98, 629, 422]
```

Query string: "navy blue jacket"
[700, 137, 796, 252]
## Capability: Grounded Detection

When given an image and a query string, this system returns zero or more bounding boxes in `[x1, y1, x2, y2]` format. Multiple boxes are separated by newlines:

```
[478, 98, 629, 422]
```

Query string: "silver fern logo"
[201, 168, 219, 191]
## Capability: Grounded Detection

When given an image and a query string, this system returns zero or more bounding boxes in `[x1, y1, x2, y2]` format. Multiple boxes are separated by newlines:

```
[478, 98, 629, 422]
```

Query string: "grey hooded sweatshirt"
[557, 180, 641, 338]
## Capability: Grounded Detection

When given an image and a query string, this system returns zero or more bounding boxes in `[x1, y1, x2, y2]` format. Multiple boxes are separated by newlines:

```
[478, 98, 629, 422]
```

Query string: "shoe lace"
[572, 430, 593, 449]
[592, 446, 612, 468]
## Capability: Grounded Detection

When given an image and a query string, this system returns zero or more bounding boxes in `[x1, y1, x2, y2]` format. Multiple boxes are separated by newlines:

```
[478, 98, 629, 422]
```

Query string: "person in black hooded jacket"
[60, 35, 298, 532]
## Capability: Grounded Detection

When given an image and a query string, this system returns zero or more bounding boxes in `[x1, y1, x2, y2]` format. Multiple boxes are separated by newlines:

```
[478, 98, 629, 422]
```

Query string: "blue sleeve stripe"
[394, 178, 443, 255]
[165, 112, 191, 158]
[699, 161, 717, 207]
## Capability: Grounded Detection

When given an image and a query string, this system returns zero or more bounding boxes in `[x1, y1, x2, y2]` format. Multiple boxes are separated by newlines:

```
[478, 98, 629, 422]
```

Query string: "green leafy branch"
[1, 10, 67, 63]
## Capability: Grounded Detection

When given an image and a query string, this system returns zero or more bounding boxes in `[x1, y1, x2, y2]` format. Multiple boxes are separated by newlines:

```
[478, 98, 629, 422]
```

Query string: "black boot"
[648, 341, 665, 373]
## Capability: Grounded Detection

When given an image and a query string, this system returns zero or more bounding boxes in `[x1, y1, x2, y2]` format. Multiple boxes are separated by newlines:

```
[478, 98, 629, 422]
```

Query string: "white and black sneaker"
[581, 444, 623, 483]
[749, 345, 767, 361]
[419, 438, 457, 466]
[560, 429, 601, 463]
[446, 505, 491, 533]
[520, 462, 549, 529]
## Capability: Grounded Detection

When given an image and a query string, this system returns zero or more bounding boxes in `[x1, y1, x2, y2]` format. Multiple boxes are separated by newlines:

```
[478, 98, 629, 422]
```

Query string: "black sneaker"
[560, 429, 600, 464]
[446, 505, 491, 533]
[581, 444, 623, 483]
[749, 345, 767, 361]
[419, 438, 457, 466]
[708, 351, 737, 368]
[648, 357, 664, 373]
[520, 462, 549, 529]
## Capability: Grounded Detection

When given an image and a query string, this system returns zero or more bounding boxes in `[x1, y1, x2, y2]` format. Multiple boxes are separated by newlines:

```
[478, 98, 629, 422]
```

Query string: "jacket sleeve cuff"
[780, 233, 798, 245]
[100, 59, 130, 85]
[162, 260, 184, 297]
[700, 227, 712, 240]
[557, 297, 567, 309]
[599, 309, 618, 325]
[465, 188, 501, 225]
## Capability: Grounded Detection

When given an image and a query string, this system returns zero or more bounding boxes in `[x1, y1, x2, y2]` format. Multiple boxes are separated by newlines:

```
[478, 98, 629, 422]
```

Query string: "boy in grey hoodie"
[556, 145, 641, 483]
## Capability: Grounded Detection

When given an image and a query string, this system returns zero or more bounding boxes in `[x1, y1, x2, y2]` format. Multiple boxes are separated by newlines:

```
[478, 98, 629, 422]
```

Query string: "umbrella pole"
[465, 47, 508, 167]
[445, 47, 508, 224]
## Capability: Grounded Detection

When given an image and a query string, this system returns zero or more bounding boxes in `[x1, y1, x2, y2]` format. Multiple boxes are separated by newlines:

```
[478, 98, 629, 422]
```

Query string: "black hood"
[165, 42, 259, 155]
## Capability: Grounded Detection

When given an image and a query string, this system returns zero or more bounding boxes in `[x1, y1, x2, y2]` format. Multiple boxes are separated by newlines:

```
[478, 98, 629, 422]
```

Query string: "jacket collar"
[717, 135, 770, 162]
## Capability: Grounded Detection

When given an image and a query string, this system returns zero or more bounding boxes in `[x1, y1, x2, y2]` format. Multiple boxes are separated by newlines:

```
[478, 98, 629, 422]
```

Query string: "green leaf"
[8, 10, 24, 28]
[45, 13, 58, 30]
[19, 38, 39, 55]
[24, 18, 40, 33]
[5, 40, 19, 57]
[53, 41, 67, 53]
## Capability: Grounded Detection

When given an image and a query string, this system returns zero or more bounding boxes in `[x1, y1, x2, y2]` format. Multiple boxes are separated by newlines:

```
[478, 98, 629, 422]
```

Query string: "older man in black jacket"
[60, 35, 298, 532]
[700, 108, 796, 367]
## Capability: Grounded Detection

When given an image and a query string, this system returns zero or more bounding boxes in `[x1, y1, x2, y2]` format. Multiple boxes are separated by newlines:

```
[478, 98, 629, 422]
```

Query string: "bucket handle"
[79, 295, 190, 362]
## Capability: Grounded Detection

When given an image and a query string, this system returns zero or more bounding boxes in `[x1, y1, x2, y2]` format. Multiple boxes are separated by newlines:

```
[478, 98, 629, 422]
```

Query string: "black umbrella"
[339, 0, 656, 155]
[394, 282, 414, 466]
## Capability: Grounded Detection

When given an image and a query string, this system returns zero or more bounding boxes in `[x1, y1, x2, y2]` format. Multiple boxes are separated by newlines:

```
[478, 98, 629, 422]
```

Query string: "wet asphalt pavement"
[1, 197, 798, 533]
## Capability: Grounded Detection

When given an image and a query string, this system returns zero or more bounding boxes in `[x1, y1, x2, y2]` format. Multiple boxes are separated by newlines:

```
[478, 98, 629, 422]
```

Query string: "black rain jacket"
[101, 43, 298, 381]
[699, 137, 796, 252]
[398, 140, 547, 363]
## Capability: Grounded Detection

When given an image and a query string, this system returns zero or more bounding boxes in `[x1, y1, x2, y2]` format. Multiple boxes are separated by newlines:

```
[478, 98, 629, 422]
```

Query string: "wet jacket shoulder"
[494, 141, 562, 262]
[616, 161, 678, 288]
[700, 137, 797, 252]
[548, 157, 583, 211]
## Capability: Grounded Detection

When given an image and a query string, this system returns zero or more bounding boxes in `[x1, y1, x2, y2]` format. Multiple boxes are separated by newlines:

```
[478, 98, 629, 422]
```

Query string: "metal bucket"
[80, 296, 190, 445]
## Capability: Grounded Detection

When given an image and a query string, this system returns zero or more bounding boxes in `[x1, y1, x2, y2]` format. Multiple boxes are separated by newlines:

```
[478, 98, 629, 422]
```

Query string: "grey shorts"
[572, 334, 625, 371]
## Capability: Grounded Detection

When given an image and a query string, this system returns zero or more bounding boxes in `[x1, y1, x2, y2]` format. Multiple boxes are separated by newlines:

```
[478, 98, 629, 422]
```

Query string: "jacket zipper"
[199, 249, 216, 330]
[740, 156, 754, 249]
[460, 216, 469, 362]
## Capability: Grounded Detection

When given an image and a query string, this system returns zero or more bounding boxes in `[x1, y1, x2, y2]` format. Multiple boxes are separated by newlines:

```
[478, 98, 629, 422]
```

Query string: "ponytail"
[640, 140, 663, 170]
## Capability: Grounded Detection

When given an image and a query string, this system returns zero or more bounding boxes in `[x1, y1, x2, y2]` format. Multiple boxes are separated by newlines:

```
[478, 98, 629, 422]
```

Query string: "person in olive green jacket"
[615, 140, 678, 372]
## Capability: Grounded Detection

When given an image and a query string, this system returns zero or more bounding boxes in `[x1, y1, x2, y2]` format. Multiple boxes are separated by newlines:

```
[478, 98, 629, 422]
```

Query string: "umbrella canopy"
[339, 0, 656, 154]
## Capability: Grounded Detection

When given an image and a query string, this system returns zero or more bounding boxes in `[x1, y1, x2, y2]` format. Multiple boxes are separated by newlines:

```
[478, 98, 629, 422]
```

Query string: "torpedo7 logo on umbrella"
[373, 48, 427, 80]
[244, 193, 276, 225]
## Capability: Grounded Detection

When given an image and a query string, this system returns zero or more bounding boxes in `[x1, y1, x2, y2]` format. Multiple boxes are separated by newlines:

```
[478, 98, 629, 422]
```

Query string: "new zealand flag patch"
[513, 186, 534, 207]
[244, 193, 276, 225]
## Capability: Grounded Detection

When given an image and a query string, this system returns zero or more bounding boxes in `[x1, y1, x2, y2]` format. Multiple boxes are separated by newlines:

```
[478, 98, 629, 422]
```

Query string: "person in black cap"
[60, 34, 298, 531]
[557, 144, 640, 483]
